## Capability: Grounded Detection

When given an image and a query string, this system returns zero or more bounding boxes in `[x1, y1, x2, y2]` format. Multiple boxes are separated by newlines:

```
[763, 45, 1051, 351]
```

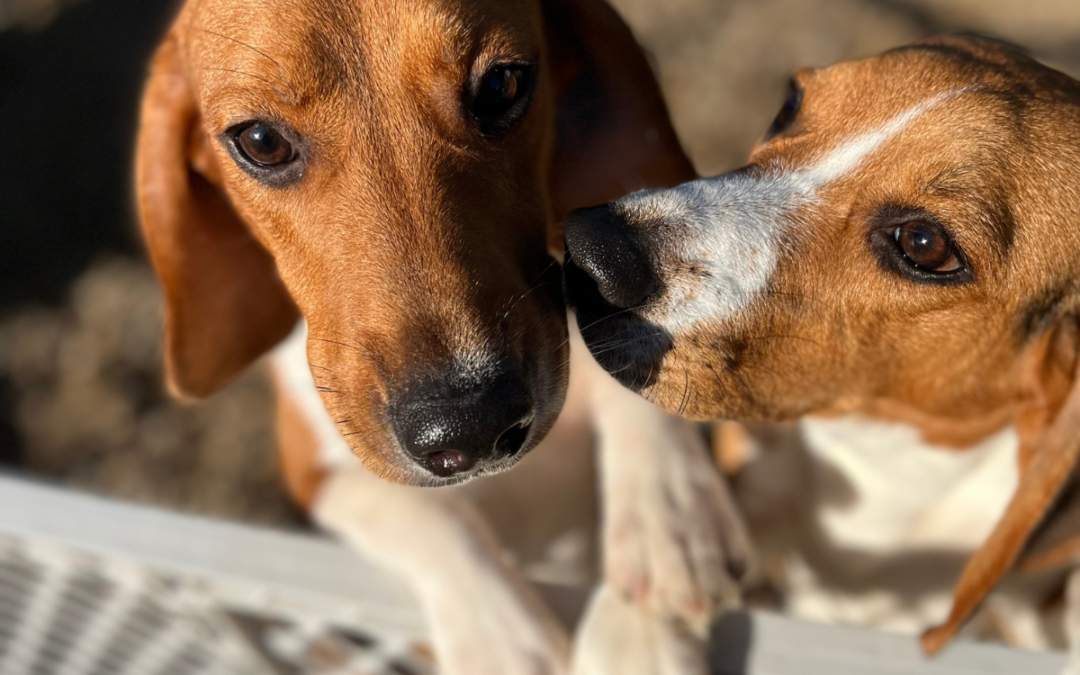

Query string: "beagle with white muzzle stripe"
[565, 34, 1080, 659]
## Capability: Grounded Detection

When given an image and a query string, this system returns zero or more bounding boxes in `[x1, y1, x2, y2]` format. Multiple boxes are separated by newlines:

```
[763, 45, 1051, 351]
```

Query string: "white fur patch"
[270, 322, 357, 470]
[571, 586, 707, 675]
[796, 91, 960, 188]
[800, 415, 1017, 554]
[622, 90, 962, 331]
[313, 465, 573, 675]
[781, 415, 1019, 634]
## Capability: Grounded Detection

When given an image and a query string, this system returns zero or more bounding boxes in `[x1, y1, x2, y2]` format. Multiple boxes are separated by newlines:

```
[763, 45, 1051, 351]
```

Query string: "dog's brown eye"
[236, 123, 295, 166]
[894, 221, 961, 273]
[471, 64, 534, 135]
[475, 66, 523, 116]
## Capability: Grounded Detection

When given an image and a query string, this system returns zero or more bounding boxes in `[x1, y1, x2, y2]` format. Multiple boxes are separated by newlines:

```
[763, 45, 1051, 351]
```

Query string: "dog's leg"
[583, 345, 756, 634]
[568, 319, 755, 672]
[315, 465, 571, 675]
[571, 586, 707, 675]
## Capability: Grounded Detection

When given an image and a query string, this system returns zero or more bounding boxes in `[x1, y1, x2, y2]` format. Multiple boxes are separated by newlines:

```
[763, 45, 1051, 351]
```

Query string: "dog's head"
[137, 0, 692, 485]
[565, 33, 1080, 650]
[567, 34, 1080, 434]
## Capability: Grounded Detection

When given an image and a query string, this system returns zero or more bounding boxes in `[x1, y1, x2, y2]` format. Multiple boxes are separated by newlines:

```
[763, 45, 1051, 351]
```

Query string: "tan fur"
[134, 2, 753, 673]
[137, 0, 694, 483]
[273, 376, 325, 511]
[566, 34, 1080, 655]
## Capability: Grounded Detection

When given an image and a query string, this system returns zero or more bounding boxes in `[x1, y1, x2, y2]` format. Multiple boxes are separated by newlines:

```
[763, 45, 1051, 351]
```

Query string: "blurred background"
[1, 0, 1079, 527]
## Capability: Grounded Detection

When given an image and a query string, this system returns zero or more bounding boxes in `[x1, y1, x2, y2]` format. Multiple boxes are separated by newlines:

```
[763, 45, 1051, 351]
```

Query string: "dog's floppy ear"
[922, 317, 1080, 654]
[542, 0, 695, 238]
[137, 34, 299, 399]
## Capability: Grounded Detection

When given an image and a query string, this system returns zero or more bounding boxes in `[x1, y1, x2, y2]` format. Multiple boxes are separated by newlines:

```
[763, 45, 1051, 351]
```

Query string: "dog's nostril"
[426, 450, 474, 478]
[495, 423, 531, 458]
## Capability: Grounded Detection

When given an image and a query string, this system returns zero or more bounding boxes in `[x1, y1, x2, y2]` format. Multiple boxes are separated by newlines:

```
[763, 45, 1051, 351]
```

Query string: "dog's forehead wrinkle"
[186, 2, 375, 107]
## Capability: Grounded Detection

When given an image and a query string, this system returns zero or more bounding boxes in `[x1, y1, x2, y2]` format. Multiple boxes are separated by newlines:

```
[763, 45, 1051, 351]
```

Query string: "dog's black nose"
[390, 367, 534, 478]
[563, 205, 658, 309]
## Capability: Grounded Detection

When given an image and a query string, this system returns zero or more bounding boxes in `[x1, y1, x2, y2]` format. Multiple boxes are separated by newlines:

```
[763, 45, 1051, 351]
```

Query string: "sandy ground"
[1, 0, 1079, 529]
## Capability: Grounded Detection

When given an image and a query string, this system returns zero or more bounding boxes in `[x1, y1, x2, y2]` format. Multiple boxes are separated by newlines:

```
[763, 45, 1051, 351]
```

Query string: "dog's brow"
[195, 27, 284, 69]
[924, 165, 978, 196]
[794, 89, 968, 191]
[193, 27, 298, 102]
[923, 166, 1018, 261]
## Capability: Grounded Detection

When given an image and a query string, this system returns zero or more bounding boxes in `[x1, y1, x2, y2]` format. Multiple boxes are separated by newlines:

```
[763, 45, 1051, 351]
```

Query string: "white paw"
[312, 466, 570, 675]
[602, 414, 756, 634]
[571, 585, 707, 675]
[423, 572, 571, 675]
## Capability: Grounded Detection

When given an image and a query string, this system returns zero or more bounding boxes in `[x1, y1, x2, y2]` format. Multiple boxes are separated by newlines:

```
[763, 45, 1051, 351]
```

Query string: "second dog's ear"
[542, 0, 695, 244]
[922, 317, 1080, 654]
[136, 34, 299, 399]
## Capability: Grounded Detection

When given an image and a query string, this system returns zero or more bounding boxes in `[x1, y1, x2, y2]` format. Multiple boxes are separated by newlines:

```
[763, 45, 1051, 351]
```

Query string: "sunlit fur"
[568, 34, 1080, 655]
[138, 0, 692, 484]
[580, 37, 1080, 431]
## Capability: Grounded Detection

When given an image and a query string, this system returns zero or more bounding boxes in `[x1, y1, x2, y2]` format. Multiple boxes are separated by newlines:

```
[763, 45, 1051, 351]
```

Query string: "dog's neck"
[818, 397, 1018, 451]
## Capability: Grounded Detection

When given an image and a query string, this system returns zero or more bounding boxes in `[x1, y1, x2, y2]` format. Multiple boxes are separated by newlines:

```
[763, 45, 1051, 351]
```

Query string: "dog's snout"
[563, 205, 658, 309]
[391, 368, 534, 478]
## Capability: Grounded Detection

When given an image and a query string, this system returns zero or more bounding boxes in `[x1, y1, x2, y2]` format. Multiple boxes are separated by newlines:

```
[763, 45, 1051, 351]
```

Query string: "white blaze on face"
[618, 90, 964, 332]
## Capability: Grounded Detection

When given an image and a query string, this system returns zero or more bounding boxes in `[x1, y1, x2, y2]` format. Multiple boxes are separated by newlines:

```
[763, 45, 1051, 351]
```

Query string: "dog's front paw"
[571, 585, 707, 675]
[602, 413, 756, 634]
[423, 571, 570, 675]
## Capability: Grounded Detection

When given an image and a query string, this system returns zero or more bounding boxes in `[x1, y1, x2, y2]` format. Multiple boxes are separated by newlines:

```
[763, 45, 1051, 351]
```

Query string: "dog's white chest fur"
[765, 416, 1022, 635]
[801, 416, 1018, 554]
[271, 322, 358, 469]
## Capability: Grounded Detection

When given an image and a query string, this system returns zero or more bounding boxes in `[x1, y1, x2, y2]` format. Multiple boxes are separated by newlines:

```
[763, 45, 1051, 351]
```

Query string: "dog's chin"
[565, 260, 673, 393]
[583, 321, 671, 392]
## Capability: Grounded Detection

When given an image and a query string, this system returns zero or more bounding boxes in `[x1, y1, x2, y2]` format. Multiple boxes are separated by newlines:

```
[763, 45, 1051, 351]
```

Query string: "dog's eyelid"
[223, 118, 301, 142]
[472, 53, 537, 73]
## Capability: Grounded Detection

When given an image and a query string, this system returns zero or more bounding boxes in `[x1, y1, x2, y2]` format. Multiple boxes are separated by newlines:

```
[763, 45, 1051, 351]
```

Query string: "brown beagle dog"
[565, 34, 1080, 660]
[137, 0, 693, 481]
[136, 0, 752, 673]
